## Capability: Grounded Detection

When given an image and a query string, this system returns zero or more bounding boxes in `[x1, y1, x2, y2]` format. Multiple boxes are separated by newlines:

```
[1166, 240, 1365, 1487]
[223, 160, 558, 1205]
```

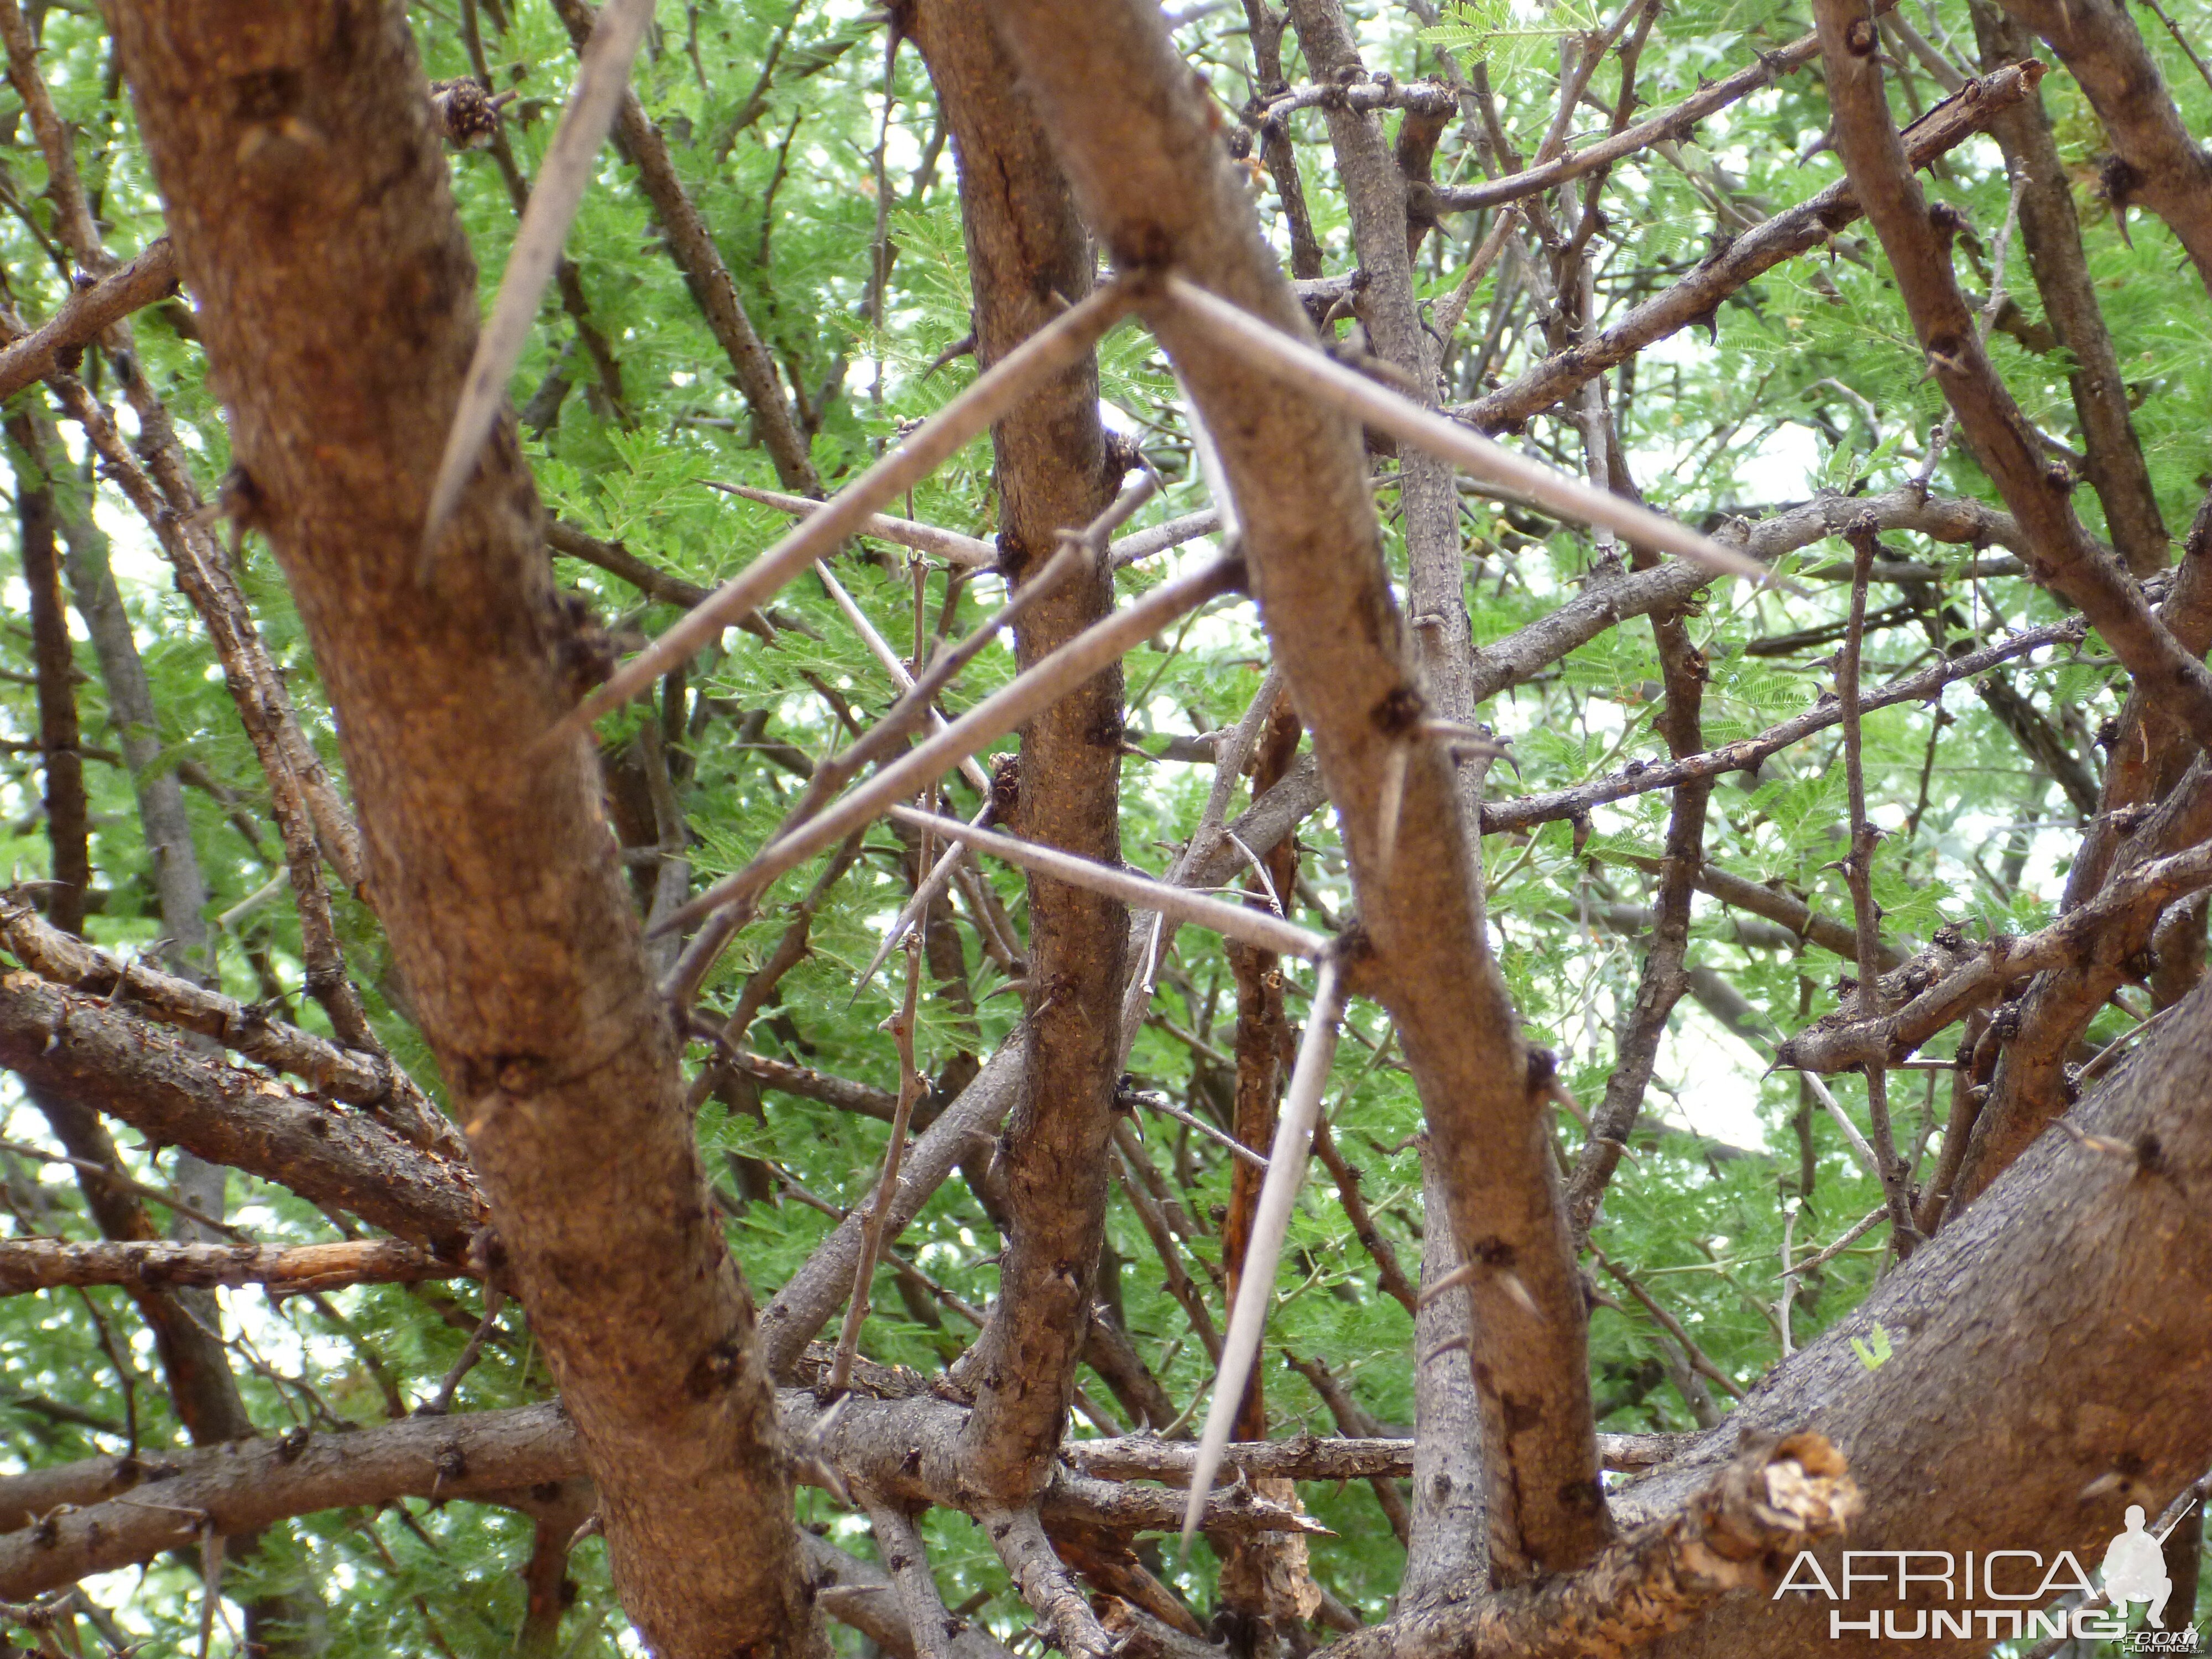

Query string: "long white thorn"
[851, 804, 987, 1001]
[888, 806, 1330, 961]
[560, 280, 1135, 735]
[424, 0, 656, 558]
[815, 563, 993, 795]
[1181, 956, 1347, 1545]
[1157, 275, 1779, 587]
[711, 481, 999, 568]
[654, 554, 1240, 933]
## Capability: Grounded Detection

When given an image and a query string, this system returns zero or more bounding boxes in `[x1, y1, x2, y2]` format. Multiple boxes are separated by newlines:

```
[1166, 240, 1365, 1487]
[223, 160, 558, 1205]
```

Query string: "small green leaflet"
[1417, 0, 1595, 68]
[1850, 1323, 1894, 1371]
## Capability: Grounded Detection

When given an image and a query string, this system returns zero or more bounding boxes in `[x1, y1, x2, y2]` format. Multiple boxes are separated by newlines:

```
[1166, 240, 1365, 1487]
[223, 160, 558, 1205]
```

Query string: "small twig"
[1777, 1201, 1801, 1358]
[1590, 1241, 1746, 1401]
[0, 1139, 244, 1240]
[827, 935, 926, 1397]
[1782, 1203, 1890, 1277]
[1839, 519, 1923, 1258]
[418, 1288, 507, 1417]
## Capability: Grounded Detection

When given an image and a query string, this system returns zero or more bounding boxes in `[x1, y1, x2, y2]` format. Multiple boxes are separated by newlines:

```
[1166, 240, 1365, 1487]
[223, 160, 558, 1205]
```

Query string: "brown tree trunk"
[106, 8, 817, 1656]
[901, 0, 1130, 1509]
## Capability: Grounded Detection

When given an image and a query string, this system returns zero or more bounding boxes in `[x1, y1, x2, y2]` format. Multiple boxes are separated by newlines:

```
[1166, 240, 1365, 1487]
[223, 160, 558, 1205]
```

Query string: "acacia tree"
[0, 0, 2208, 1653]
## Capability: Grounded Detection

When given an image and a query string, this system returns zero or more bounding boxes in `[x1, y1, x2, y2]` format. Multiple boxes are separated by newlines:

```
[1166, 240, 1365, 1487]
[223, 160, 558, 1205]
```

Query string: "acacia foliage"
[0, 0, 2207, 1650]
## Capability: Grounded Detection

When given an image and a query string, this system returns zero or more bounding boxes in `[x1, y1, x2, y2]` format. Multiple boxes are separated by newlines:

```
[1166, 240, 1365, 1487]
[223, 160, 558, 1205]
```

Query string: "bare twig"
[1837, 520, 1922, 1255]
[828, 937, 927, 1396]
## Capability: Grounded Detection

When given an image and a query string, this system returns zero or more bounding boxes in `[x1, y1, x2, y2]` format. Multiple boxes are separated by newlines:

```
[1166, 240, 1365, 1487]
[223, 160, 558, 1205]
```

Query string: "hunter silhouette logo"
[2103, 1503, 2203, 1653]
[2103, 1506, 2173, 1627]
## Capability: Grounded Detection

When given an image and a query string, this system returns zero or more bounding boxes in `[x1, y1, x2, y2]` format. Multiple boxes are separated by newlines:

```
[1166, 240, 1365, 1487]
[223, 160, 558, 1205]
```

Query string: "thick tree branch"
[0, 976, 483, 1254]
[1966, 0, 2169, 575]
[975, 0, 1611, 1581]
[1815, 15, 2212, 739]
[1996, 0, 2212, 289]
[0, 239, 178, 402]
[108, 10, 818, 1654]
[0, 1237, 453, 1295]
[1, 895, 457, 1158]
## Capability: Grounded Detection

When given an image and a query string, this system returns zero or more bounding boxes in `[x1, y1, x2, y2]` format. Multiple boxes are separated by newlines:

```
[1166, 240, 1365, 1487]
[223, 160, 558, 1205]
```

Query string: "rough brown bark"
[1996, 0, 2212, 290]
[902, 0, 1129, 1509]
[1625, 977, 2212, 1657]
[106, 9, 818, 1655]
[974, 0, 1610, 1583]
[1966, 0, 2169, 575]
[1814, 14, 2212, 740]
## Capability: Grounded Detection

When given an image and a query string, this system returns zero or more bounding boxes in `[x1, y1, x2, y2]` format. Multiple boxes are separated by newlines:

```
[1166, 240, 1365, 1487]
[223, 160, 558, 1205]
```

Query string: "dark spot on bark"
[1472, 1237, 1516, 1267]
[1113, 223, 1175, 270]
[232, 68, 304, 122]
[902, 1447, 922, 1476]
[532, 1481, 563, 1502]
[989, 1520, 1013, 1540]
[1559, 1476, 1606, 1516]
[1525, 1047, 1561, 1099]
[276, 1426, 311, 1463]
[684, 1338, 747, 1398]
[991, 753, 1021, 827]
[436, 1445, 467, 1480]
[1500, 1392, 1543, 1434]
[2101, 155, 2145, 211]
[2135, 1133, 2165, 1176]
[1370, 684, 1426, 738]
[1431, 1472, 1453, 1500]
[1844, 16, 1877, 53]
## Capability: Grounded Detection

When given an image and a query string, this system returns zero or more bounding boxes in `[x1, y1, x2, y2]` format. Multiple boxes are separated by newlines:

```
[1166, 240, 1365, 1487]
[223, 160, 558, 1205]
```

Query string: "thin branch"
[1481, 598, 2113, 834]
[828, 937, 927, 1396]
[1837, 521, 1922, 1254]
[1816, 11, 2212, 739]
[1775, 838, 2212, 1073]
[1451, 60, 2044, 432]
